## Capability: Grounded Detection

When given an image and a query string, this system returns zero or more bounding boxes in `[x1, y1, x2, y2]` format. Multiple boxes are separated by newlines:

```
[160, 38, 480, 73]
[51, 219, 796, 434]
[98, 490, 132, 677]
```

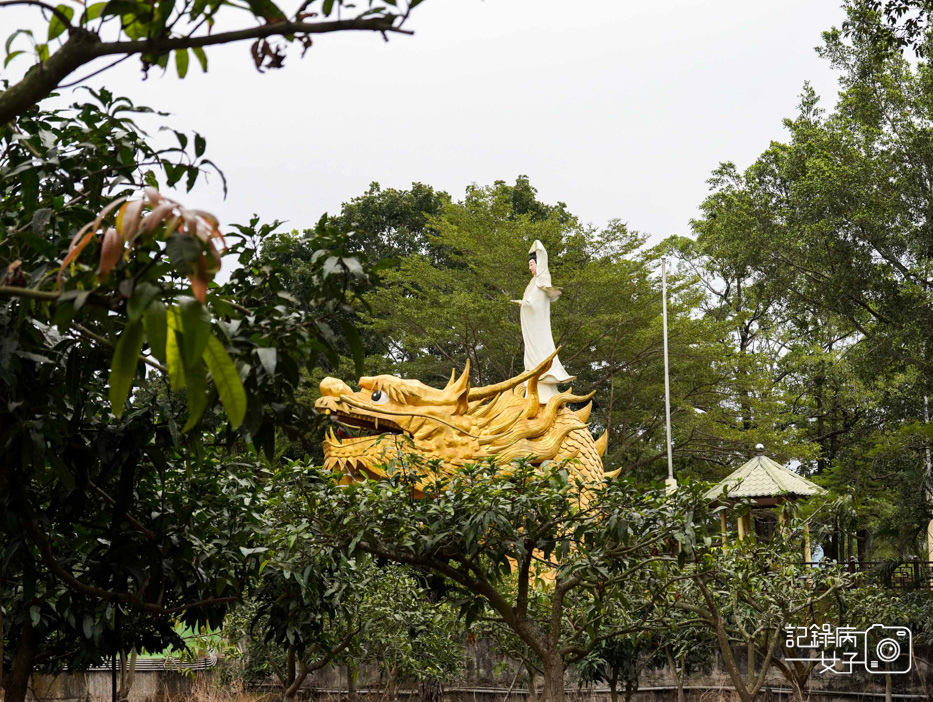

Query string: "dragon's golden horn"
[573, 402, 592, 424]
[467, 348, 559, 401]
[452, 360, 470, 392]
[522, 367, 540, 420]
[452, 359, 471, 413]
[604, 467, 621, 479]
[595, 430, 608, 457]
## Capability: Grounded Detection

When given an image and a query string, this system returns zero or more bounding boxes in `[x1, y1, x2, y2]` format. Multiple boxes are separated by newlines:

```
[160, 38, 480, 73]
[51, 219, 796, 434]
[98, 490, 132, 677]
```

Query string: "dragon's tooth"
[375, 417, 379, 431]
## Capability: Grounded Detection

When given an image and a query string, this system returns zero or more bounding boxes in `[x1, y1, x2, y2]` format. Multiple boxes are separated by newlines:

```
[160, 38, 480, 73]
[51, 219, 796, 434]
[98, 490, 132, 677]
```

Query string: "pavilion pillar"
[720, 511, 728, 545]
[926, 520, 933, 588]
[737, 514, 745, 540]
[803, 524, 812, 563]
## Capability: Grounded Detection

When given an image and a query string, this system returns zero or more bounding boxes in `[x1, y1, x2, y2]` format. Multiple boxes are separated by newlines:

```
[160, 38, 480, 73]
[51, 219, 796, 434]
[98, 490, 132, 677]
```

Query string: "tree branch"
[0, 16, 409, 123]
[0, 0, 73, 28]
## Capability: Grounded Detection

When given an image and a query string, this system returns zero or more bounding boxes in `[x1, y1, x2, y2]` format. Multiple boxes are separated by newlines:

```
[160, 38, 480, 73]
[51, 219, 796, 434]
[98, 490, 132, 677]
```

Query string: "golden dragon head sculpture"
[314, 351, 609, 493]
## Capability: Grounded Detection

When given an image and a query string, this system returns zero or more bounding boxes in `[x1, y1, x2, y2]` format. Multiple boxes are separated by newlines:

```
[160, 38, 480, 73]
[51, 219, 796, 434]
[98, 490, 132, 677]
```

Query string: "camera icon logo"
[864, 625, 912, 674]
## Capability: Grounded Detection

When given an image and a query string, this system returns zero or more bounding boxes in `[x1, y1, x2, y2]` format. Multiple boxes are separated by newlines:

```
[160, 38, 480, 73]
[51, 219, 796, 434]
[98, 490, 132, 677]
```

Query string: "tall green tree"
[690, 0, 933, 557]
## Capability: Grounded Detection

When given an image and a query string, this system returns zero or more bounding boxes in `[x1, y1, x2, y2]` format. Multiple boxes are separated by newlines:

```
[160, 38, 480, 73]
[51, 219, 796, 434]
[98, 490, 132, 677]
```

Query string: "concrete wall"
[26, 669, 210, 702]
[21, 639, 933, 701]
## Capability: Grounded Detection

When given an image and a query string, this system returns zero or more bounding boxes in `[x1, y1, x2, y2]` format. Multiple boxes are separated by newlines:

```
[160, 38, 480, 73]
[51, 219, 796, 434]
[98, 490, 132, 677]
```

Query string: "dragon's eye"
[371, 390, 390, 405]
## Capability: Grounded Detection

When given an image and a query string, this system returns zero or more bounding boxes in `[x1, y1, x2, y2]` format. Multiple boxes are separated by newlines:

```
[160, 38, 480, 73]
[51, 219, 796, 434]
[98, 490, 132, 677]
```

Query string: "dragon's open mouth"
[319, 405, 410, 475]
[329, 413, 405, 439]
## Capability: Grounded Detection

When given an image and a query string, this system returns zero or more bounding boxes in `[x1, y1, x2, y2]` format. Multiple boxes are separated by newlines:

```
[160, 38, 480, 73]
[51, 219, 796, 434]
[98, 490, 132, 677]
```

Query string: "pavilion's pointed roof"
[704, 454, 825, 501]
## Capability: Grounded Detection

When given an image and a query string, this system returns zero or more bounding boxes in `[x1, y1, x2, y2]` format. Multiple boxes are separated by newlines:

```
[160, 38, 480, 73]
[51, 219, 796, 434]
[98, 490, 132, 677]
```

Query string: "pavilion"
[705, 447, 824, 561]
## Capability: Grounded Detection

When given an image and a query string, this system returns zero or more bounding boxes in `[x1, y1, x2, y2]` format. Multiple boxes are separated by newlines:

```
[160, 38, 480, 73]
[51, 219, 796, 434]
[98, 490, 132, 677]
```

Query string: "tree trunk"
[284, 657, 311, 702]
[526, 665, 539, 702]
[282, 646, 300, 702]
[0, 577, 4, 697]
[675, 678, 685, 702]
[5, 621, 38, 702]
[346, 665, 358, 702]
[622, 680, 634, 702]
[541, 657, 564, 702]
[118, 647, 137, 701]
[384, 663, 397, 702]
[665, 647, 685, 702]
[885, 663, 892, 702]
[418, 678, 442, 702]
[608, 675, 618, 702]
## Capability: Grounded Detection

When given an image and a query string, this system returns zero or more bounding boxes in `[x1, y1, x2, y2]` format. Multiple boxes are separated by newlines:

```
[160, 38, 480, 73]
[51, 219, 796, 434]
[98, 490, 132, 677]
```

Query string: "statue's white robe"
[520, 241, 573, 403]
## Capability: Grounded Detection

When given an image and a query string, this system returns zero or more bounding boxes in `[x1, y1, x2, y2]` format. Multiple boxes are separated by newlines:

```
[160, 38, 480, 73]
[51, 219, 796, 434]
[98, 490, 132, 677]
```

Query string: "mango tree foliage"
[0, 91, 369, 701]
[0, 0, 424, 124]
[226, 461, 465, 702]
[296, 456, 708, 702]
[671, 526, 915, 702]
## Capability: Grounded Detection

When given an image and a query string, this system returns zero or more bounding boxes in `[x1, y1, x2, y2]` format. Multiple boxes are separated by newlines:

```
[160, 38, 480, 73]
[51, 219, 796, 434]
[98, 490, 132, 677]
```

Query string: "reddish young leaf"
[189, 256, 209, 303]
[58, 196, 127, 285]
[98, 227, 123, 276]
[140, 201, 176, 236]
[116, 199, 145, 242]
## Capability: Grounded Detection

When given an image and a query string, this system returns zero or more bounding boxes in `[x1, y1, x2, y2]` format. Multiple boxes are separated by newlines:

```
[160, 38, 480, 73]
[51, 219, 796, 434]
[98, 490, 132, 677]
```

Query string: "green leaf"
[128, 281, 159, 321]
[339, 319, 365, 376]
[322, 0, 334, 15]
[82, 2, 107, 22]
[155, 0, 174, 30]
[203, 335, 246, 429]
[108, 319, 144, 418]
[4, 50, 24, 68]
[6, 29, 33, 54]
[175, 47, 189, 78]
[165, 231, 201, 273]
[192, 46, 207, 72]
[181, 357, 207, 432]
[100, 0, 140, 17]
[36, 42, 49, 62]
[48, 5, 75, 40]
[178, 296, 210, 368]
[144, 299, 167, 363]
[166, 326, 185, 390]
[194, 133, 206, 158]
[256, 347, 276, 377]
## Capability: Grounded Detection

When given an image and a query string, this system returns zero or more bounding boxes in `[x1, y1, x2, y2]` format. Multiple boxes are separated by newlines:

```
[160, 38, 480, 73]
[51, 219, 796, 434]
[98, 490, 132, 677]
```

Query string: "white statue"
[511, 240, 574, 403]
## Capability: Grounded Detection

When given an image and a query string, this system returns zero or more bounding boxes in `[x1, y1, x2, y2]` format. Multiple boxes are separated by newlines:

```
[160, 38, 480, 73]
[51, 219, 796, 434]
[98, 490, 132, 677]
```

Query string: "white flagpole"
[662, 258, 677, 492]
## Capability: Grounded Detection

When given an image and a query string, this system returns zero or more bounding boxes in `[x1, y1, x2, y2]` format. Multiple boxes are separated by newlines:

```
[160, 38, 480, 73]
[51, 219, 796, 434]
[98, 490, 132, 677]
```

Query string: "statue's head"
[528, 251, 538, 276]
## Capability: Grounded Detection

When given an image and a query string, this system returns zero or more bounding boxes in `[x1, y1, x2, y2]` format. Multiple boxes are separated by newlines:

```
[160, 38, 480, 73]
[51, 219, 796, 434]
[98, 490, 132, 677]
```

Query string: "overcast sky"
[3, 1, 847, 243]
